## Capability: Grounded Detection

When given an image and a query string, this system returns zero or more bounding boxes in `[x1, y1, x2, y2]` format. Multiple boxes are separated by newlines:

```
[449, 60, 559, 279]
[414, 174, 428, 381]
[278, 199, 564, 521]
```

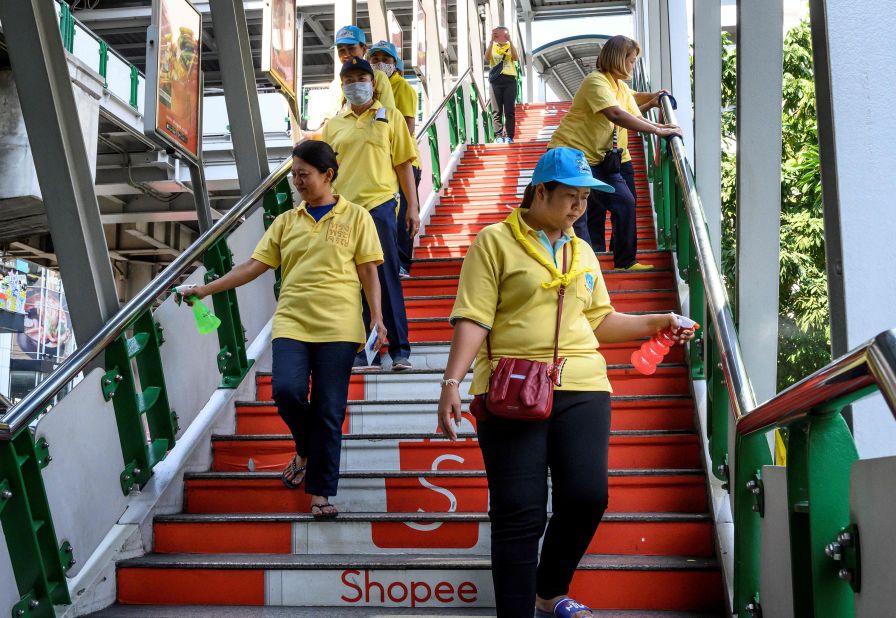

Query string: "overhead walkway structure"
[1, 0, 895, 617]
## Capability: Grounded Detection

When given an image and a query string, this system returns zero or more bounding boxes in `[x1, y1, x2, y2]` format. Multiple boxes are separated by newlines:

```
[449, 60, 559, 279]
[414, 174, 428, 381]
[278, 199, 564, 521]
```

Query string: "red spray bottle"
[631, 315, 700, 375]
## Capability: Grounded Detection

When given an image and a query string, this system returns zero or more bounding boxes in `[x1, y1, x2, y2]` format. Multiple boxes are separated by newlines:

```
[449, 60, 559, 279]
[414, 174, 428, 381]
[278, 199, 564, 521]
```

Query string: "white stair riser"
[347, 403, 468, 434]
[363, 374, 473, 401]
[378, 347, 450, 369]
[292, 521, 491, 555]
[265, 569, 495, 608]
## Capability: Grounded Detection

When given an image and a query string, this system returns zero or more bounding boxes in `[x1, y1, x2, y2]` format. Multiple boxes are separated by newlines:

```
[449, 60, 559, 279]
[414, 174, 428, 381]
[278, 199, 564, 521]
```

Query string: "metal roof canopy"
[531, 34, 609, 100]
[520, 0, 632, 21]
[69, 0, 455, 87]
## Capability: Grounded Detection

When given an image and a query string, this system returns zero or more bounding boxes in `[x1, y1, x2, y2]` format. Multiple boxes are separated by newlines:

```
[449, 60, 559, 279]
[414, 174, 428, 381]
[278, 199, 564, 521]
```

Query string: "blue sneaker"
[494, 137, 504, 144]
[506, 138, 514, 144]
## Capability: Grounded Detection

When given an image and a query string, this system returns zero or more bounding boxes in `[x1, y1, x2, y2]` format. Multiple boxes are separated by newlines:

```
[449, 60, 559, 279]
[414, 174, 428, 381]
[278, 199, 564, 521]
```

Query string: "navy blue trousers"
[359, 198, 412, 363]
[397, 166, 422, 272]
[572, 161, 638, 268]
[270, 338, 357, 496]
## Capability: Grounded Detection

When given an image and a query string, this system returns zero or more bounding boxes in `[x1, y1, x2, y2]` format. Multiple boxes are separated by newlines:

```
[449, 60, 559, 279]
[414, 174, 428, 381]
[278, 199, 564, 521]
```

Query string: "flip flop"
[281, 455, 306, 489]
[535, 597, 593, 618]
[311, 502, 339, 519]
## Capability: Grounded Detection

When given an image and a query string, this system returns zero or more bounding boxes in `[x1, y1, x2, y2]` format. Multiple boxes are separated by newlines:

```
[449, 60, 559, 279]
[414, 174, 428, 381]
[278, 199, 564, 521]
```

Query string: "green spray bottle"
[172, 286, 221, 334]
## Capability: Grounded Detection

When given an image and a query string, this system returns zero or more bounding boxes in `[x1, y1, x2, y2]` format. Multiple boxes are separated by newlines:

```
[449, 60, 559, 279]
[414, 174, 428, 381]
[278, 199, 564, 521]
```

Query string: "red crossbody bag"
[470, 246, 568, 422]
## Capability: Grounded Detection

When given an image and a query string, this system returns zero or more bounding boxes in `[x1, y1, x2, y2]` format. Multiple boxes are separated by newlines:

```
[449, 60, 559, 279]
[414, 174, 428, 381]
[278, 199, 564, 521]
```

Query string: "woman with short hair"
[549, 35, 681, 270]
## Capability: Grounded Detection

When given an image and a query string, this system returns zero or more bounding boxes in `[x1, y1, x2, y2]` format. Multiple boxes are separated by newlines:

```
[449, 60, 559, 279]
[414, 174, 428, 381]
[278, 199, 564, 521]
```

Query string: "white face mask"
[343, 81, 374, 106]
[372, 61, 396, 77]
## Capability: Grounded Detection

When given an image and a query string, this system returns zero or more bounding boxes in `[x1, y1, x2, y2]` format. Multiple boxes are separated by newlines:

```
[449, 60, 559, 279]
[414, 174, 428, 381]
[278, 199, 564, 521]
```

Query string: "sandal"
[535, 597, 593, 618]
[281, 455, 306, 489]
[310, 502, 339, 519]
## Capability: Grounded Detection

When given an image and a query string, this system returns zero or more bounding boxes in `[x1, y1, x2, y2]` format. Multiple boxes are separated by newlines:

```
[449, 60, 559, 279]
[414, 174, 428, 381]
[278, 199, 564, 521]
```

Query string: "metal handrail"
[738, 329, 896, 436]
[0, 157, 293, 439]
[658, 94, 758, 419]
[416, 67, 475, 139]
[658, 92, 896, 436]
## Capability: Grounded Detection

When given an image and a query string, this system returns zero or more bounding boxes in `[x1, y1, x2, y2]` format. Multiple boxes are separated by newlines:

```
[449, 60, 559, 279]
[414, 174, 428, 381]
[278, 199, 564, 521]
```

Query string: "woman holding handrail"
[549, 35, 681, 270]
[436, 147, 693, 618]
[177, 140, 386, 519]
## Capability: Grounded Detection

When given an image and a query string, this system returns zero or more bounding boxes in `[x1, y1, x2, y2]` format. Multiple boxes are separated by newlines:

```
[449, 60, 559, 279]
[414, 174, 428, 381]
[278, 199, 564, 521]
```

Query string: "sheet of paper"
[363, 329, 378, 365]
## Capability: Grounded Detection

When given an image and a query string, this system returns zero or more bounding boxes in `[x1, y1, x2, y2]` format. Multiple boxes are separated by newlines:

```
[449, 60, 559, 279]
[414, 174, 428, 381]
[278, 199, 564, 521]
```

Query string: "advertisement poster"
[263, 0, 297, 98]
[0, 263, 28, 333]
[153, 0, 202, 160]
[387, 10, 403, 69]
[412, 0, 427, 82]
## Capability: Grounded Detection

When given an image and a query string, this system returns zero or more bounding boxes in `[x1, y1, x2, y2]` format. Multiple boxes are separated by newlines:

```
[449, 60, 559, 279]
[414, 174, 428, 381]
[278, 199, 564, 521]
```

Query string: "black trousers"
[585, 161, 638, 269]
[489, 74, 517, 139]
[270, 338, 357, 496]
[477, 391, 612, 617]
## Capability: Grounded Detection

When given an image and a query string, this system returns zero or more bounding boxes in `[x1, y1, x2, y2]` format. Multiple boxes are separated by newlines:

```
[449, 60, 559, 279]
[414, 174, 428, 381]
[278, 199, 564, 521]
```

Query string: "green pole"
[129, 65, 139, 110]
[98, 40, 109, 88]
[428, 124, 442, 190]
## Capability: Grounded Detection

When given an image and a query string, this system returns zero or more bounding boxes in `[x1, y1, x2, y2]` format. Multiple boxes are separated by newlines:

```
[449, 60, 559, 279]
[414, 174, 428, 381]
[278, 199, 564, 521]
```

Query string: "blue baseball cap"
[531, 148, 614, 192]
[340, 56, 374, 77]
[335, 25, 366, 46]
[368, 40, 404, 72]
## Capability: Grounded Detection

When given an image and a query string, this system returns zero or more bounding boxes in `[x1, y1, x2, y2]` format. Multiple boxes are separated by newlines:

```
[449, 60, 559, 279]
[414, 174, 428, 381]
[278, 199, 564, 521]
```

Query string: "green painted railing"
[643, 67, 896, 617]
[0, 158, 293, 617]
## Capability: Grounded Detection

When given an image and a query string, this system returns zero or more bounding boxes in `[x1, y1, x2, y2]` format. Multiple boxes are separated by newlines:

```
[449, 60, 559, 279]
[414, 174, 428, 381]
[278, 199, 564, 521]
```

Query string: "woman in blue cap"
[436, 148, 694, 617]
[368, 39, 422, 278]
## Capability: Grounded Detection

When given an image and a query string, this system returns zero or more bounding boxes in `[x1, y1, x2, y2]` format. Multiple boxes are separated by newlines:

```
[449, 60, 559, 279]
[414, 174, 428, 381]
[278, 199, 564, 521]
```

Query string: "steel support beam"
[525, 14, 535, 103]
[693, 0, 722, 263]
[366, 0, 388, 43]
[735, 0, 783, 404]
[422, 0, 445, 104]
[333, 0, 358, 78]
[809, 0, 896, 456]
[646, 0, 663, 93]
[0, 0, 120, 340]
[208, 0, 271, 193]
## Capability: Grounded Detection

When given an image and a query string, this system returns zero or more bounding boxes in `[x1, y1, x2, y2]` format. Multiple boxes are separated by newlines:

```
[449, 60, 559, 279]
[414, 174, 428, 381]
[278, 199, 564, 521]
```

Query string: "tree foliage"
[718, 21, 831, 391]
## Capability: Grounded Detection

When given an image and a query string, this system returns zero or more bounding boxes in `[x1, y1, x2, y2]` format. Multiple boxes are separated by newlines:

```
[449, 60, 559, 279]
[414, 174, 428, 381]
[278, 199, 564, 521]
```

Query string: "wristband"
[440, 378, 461, 388]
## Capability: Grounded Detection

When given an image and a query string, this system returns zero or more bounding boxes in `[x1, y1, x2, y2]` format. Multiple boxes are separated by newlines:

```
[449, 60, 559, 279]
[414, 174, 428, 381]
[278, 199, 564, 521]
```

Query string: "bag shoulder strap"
[487, 243, 568, 363]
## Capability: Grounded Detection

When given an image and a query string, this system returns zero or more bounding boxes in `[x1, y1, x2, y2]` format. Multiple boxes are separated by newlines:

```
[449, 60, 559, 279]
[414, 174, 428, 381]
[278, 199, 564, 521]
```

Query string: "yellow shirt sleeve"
[389, 108, 417, 167]
[584, 267, 614, 330]
[450, 237, 500, 329]
[393, 77, 418, 119]
[585, 73, 621, 115]
[354, 208, 385, 265]
[374, 70, 396, 109]
[251, 213, 286, 268]
[623, 84, 642, 117]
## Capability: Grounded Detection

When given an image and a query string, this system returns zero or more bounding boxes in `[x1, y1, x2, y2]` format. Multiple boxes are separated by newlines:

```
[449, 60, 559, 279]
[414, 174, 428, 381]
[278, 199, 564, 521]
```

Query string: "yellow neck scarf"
[504, 208, 592, 289]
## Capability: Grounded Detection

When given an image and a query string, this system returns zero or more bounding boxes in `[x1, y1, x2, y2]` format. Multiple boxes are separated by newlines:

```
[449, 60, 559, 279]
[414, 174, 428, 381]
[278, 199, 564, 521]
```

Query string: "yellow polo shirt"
[450, 209, 615, 395]
[489, 43, 516, 77]
[323, 70, 396, 122]
[251, 196, 383, 344]
[322, 100, 418, 209]
[549, 70, 642, 165]
[388, 71, 421, 168]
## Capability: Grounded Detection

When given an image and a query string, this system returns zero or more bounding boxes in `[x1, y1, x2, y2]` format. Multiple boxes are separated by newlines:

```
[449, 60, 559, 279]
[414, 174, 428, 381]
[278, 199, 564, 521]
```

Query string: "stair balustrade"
[0, 65, 492, 617]
[646, 74, 896, 616]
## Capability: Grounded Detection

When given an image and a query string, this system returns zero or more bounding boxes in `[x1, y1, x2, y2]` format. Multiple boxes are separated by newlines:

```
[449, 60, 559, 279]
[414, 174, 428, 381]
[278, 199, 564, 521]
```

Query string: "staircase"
[98, 103, 725, 616]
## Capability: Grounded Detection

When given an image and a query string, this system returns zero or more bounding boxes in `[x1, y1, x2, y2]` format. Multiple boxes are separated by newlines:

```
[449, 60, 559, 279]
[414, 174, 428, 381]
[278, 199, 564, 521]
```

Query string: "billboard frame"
[144, 0, 203, 163]
[261, 0, 298, 102]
